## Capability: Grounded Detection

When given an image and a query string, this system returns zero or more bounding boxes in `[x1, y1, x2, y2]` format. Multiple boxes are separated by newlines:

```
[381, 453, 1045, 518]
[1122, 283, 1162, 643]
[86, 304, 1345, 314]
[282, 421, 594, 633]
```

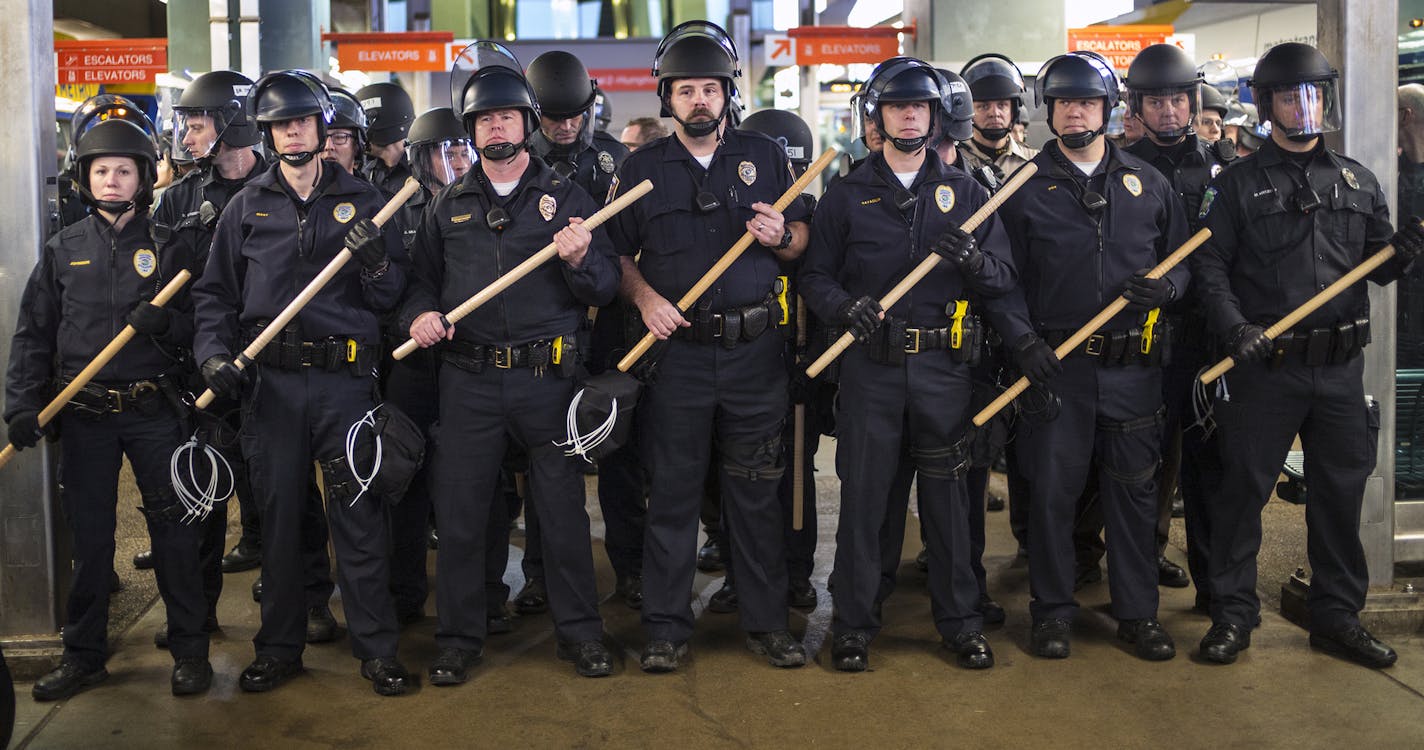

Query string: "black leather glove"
[1013, 333, 1063, 386]
[6, 410, 45, 450]
[127, 301, 171, 336]
[344, 218, 387, 270]
[1227, 322, 1273, 363]
[837, 296, 884, 344]
[202, 355, 249, 400]
[932, 227, 985, 275]
[1391, 215, 1424, 263]
[1122, 270, 1174, 312]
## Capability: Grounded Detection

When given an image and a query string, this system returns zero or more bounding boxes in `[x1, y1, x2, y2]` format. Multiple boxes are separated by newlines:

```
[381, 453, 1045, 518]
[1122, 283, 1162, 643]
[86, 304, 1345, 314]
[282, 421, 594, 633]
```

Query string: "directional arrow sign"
[764, 34, 796, 66]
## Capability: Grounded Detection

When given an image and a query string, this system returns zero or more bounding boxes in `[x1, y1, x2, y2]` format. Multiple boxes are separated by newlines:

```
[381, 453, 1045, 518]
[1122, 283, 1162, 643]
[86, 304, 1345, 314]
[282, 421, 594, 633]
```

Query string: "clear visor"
[1199, 60, 1240, 101]
[173, 109, 221, 162]
[449, 41, 524, 112]
[1127, 86, 1200, 136]
[410, 138, 474, 189]
[1256, 80, 1341, 137]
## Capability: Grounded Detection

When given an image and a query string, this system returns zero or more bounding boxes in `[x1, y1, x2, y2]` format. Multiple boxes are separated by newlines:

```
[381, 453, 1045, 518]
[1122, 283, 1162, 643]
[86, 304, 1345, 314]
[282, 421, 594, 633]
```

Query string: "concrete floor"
[8, 448, 1424, 749]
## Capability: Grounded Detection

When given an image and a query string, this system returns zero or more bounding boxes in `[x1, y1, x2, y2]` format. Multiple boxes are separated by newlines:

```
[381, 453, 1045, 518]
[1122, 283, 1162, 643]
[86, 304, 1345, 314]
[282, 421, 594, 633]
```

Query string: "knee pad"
[912, 441, 969, 480]
[720, 428, 785, 482]
[319, 454, 362, 505]
[1097, 406, 1165, 485]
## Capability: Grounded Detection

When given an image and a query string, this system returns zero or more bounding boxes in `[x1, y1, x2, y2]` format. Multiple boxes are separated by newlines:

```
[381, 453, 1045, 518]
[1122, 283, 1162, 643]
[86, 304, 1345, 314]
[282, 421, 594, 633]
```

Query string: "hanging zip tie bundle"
[344, 405, 384, 506]
[170, 432, 235, 523]
[1189, 365, 1221, 438]
[556, 388, 618, 462]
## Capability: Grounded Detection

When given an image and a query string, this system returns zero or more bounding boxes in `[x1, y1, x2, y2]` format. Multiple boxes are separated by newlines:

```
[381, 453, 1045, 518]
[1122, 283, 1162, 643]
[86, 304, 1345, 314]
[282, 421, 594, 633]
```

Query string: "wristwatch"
[772, 226, 793, 250]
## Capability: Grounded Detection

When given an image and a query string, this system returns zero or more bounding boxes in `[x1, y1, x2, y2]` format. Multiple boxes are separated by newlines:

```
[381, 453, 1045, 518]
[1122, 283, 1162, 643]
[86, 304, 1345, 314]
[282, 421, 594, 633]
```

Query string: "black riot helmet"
[960, 53, 1025, 142]
[249, 70, 334, 166]
[934, 68, 975, 144]
[1199, 83, 1229, 119]
[1035, 50, 1120, 150]
[740, 108, 814, 172]
[355, 82, 415, 146]
[450, 41, 539, 162]
[173, 70, 260, 164]
[1125, 43, 1203, 142]
[593, 87, 612, 132]
[527, 50, 598, 150]
[75, 118, 159, 215]
[328, 88, 369, 147]
[860, 57, 947, 154]
[652, 20, 741, 137]
[69, 94, 156, 167]
[1249, 42, 1341, 142]
[407, 107, 473, 190]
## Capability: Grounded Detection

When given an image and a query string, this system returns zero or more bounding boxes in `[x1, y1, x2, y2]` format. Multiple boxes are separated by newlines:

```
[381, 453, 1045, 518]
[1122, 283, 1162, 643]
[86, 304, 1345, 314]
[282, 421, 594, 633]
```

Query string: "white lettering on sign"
[357, 49, 421, 62]
[818, 42, 887, 55]
[82, 53, 156, 66]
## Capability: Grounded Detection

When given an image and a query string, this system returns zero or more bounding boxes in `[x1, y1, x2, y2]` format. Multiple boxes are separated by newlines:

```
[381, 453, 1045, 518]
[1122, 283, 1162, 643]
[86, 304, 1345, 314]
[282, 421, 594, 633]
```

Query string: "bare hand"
[635, 291, 689, 339]
[410, 311, 454, 348]
[555, 216, 592, 268]
[745, 202, 786, 248]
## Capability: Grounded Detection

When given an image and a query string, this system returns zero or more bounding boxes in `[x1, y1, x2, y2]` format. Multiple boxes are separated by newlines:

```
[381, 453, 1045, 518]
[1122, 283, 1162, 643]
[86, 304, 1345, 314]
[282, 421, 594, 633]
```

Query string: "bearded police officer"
[403, 43, 617, 682]
[992, 50, 1188, 662]
[1193, 43, 1422, 669]
[356, 82, 416, 197]
[607, 21, 811, 672]
[193, 70, 413, 696]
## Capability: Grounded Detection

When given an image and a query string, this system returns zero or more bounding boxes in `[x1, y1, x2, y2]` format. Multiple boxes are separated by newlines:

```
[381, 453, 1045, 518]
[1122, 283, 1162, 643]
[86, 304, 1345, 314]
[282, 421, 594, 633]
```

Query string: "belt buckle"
[1085, 334, 1105, 356]
[713, 315, 724, 340]
[493, 346, 513, 369]
[301, 342, 315, 367]
[108, 388, 125, 413]
[905, 328, 922, 354]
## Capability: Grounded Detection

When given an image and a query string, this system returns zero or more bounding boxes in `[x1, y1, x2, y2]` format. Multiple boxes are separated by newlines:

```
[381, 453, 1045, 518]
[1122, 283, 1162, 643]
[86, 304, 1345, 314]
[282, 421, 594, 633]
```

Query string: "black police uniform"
[607, 128, 811, 644]
[1193, 138, 1406, 632]
[5, 213, 208, 672]
[400, 157, 617, 653]
[363, 155, 414, 199]
[801, 151, 1015, 642]
[193, 160, 408, 664]
[993, 141, 1188, 625]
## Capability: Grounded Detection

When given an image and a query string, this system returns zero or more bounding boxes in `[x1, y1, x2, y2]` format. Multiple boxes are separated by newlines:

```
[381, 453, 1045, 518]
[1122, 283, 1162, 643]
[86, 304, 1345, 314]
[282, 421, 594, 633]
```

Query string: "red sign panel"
[793, 36, 900, 65]
[588, 68, 657, 92]
[55, 38, 167, 85]
[338, 42, 448, 72]
[1067, 25, 1174, 71]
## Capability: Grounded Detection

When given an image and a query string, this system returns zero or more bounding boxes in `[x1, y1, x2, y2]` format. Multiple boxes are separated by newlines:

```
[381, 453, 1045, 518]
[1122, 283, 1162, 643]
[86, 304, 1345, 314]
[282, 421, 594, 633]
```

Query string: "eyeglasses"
[327, 132, 355, 146]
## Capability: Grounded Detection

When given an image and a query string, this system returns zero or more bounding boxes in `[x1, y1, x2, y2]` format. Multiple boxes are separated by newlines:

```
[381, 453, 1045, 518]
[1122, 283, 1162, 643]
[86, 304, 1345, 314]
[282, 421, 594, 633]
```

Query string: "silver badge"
[739, 160, 757, 186]
[598, 151, 615, 174]
[539, 194, 557, 222]
[1342, 167, 1360, 190]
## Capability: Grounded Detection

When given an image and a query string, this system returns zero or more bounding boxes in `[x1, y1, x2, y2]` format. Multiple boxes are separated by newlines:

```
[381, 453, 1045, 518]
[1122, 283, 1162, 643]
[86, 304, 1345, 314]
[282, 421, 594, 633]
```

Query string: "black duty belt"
[440, 335, 575, 375]
[866, 302, 982, 367]
[60, 376, 166, 416]
[675, 293, 783, 348]
[245, 321, 375, 374]
[1042, 311, 1172, 368]
[1267, 317, 1370, 367]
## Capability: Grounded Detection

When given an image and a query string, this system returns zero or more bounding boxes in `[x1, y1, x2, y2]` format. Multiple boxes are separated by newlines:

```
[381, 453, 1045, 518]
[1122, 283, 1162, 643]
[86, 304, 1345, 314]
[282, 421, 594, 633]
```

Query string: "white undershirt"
[694, 153, 714, 169]
[491, 179, 518, 196]
[895, 171, 917, 189]
[1071, 159, 1100, 176]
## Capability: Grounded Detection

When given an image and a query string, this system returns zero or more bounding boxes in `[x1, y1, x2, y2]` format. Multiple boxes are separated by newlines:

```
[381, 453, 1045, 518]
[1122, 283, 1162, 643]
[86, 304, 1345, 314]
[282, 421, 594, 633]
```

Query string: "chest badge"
[333, 202, 356, 224]
[738, 160, 757, 186]
[935, 184, 956, 213]
[1342, 167, 1360, 190]
[598, 151, 616, 174]
[539, 194, 558, 222]
[132, 248, 157, 278]
[1122, 173, 1143, 197]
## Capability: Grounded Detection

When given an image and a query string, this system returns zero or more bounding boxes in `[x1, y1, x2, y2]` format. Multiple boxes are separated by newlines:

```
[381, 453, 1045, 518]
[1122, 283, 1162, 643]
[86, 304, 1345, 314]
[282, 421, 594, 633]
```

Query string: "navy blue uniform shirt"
[153, 154, 269, 271]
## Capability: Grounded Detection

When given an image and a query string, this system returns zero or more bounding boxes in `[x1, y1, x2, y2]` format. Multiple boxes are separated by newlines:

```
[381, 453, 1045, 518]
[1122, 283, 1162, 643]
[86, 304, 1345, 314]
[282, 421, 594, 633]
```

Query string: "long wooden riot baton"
[972, 226, 1212, 427]
[1198, 240, 1403, 385]
[616, 145, 842, 373]
[194, 177, 421, 409]
[0, 270, 192, 471]
[390, 178, 654, 361]
[792, 296, 808, 531]
[804, 162, 1039, 380]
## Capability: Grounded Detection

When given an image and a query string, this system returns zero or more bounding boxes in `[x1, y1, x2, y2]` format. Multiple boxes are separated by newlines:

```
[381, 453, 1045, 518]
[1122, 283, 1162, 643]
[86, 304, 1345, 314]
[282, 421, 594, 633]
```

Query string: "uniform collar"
[1042, 139, 1140, 180]
[661, 126, 747, 164]
[1127, 133, 1207, 167]
[254, 159, 369, 198]
[1254, 136, 1339, 171]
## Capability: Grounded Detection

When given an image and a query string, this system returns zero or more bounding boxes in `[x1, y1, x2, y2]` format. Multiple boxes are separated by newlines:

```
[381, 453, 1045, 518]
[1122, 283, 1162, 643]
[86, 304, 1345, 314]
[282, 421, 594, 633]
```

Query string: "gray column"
[259, 0, 331, 73]
[903, 0, 1066, 63]
[1320, 0, 1399, 587]
[167, 0, 213, 75]
[0, 0, 63, 640]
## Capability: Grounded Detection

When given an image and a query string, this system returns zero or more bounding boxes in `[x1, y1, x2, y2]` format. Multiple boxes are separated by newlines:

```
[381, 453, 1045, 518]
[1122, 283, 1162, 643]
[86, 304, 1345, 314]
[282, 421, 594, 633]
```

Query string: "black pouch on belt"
[721, 309, 743, 349]
[368, 402, 426, 504]
[880, 317, 908, 366]
[573, 370, 643, 460]
[741, 301, 770, 341]
[1305, 327, 1332, 366]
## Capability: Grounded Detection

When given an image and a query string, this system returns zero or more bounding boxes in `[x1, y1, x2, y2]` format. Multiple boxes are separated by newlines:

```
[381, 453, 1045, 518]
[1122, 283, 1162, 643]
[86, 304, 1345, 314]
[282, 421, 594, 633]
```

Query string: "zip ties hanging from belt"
[170, 433, 235, 523]
[344, 406, 384, 506]
[1189, 365, 1220, 438]
[555, 388, 618, 462]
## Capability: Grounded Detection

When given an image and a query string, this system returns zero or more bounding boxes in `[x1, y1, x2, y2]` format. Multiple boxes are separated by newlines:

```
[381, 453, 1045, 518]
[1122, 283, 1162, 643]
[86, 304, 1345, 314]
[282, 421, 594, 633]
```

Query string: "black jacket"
[530, 129, 630, 205]
[1125, 133, 1233, 232]
[152, 153, 268, 271]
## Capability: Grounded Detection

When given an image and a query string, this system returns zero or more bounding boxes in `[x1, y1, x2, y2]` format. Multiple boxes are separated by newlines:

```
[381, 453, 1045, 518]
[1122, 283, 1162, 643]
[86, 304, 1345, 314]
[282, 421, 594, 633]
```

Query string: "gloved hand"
[837, 296, 884, 344]
[202, 355, 249, 400]
[344, 218, 387, 270]
[127, 301, 171, 336]
[1391, 215, 1424, 262]
[1013, 333, 1062, 386]
[6, 410, 45, 450]
[1227, 322, 1273, 363]
[199, 200, 219, 230]
[1122, 270, 1174, 312]
[932, 226, 985, 275]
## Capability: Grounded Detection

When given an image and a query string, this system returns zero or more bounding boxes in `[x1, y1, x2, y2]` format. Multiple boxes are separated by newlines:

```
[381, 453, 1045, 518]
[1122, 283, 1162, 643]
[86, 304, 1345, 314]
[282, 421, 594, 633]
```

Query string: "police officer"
[356, 81, 416, 197]
[801, 58, 1012, 671]
[958, 54, 1039, 186]
[193, 70, 412, 695]
[1198, 84, 1228, 144]
[8, 117, 213, 698]
[607, 21, 811, 672]
[992, 50, 1188, 661]
[1123, 43, 1236, 603]
[1193, 43, 1421, 669]
[323, 88, 369, 175]
[402, 43, 616, 681]
[527, 51, 629, 202]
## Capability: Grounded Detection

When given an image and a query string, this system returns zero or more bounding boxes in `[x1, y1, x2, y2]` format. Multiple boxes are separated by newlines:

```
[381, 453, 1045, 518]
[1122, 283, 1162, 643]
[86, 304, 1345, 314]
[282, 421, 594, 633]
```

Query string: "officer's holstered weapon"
[972, 226, 1212, 427]
[804, 162, 1039, 380]
[389, 179, 655, 361]
[1197, 229, 1416, 385]
[0, 270, 192, 471]
[193, 178, 423, 410]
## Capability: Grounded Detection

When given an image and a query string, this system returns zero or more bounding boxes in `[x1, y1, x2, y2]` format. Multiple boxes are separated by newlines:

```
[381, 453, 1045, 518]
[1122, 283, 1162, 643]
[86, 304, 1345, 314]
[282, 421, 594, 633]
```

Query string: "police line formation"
[5, 20, 1419, 701]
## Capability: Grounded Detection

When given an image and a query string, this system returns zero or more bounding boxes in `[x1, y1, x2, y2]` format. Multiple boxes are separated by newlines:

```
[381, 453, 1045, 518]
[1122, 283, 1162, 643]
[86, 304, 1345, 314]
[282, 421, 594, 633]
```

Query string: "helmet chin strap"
[673, 109, 725, 138]
[480, 139, 525, 161]
[1048, 100, 1106, 151]
[278, 150, 318, 166]
[888, 135, 928, 153]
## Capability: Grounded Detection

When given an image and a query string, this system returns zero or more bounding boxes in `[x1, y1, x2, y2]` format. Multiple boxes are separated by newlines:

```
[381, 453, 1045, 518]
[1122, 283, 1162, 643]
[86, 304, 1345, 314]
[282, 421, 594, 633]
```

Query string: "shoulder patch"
[132, 248, 157, 278]
[1199, 186, 1218, 219]
[606, 175, 620, 205]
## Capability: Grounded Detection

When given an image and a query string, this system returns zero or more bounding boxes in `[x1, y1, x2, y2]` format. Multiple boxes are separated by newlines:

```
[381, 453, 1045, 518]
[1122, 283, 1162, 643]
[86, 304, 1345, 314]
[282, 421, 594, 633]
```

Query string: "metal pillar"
[0, 0, 63, 656]
[903, 0, 1066, 64]
[259, 0, 331, 73]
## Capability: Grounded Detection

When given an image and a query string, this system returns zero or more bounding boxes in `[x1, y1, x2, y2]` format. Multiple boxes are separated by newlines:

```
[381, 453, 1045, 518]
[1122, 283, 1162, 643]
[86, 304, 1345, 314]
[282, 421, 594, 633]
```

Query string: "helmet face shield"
[173, 109, 219, 162]
[1255, 80, 1340, 139]
[410, 138, 473, 189]
[450, 41, 524, 114]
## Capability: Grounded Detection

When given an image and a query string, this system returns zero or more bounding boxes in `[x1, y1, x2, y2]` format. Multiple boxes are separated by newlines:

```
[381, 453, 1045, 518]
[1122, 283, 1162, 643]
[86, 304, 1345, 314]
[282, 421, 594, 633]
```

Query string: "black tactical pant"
[383, 354, 438, 619]
[1162, 338, 1220, 602]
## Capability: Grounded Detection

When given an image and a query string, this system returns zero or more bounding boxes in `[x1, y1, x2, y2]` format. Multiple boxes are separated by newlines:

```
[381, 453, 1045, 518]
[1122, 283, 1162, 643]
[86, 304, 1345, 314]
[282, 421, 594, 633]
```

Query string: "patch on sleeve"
[1199, 186, 1218, 219]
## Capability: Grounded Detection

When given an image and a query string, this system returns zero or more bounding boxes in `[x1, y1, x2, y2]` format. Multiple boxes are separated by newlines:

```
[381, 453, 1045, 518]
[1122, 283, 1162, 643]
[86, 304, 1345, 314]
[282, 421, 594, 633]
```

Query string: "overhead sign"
[1067, 25, 1175, 71]
[765, 34, 795, 66]
[339, 42, 447, 72]
[56, 38, 167, 85]
[588, 68, 656, 92]
[787, 25, 904, 66]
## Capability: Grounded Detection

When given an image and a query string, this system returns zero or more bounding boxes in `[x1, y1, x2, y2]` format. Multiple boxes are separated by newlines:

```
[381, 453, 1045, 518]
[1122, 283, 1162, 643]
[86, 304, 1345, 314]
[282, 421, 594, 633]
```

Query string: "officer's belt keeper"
[1266, 318, 1370, 367]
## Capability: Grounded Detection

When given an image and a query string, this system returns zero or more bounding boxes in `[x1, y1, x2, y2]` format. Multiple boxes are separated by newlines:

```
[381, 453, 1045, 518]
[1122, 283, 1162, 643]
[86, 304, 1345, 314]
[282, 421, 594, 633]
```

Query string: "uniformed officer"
[323, 88, 369, 175]
[958, 54, 1039, 185]
[1193, 43, 1422, 669]
[521, 49, 642, 612]
[192, 70, 412, 695]
[608, 21, 811, 672]
[1198, 84, 1228, 144]
[8, 117, 213, 698]
[800, 58, 1009, 671]
[991, 50, 1188, 661]
[1123, 43, 1236, 604]
[356, 82, 416, 197]
[402, 42, 617, 681]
